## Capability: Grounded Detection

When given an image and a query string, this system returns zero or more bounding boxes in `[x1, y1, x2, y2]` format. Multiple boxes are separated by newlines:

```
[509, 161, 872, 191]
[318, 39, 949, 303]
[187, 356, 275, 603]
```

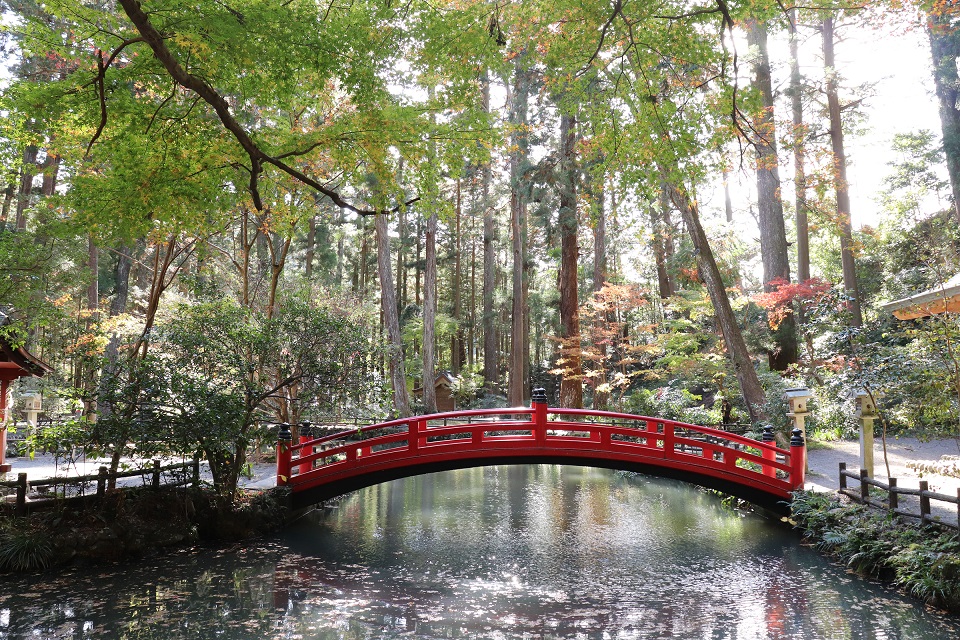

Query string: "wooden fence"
[839, 462, 960, 530]
[0, 459, 201, 517]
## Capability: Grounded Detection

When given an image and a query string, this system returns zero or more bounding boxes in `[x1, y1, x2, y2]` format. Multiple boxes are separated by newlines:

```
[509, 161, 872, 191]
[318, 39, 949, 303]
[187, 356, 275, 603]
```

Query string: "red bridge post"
[790, 427, 806, 490]
[532, 387, 548, 447]
[761, 425, 776, 478]
[298, 421, 313, 476]
[276, 423, 293, 486]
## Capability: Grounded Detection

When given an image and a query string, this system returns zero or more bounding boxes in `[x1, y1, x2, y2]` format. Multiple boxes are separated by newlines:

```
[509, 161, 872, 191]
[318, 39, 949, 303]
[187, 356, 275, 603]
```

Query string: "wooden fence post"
[839, 462, 847, 491]
[192, 457, 200, 488]
[15, 472, 27, 517]
[97, 466, 107, 498]
[152, 460, 161, 490]
[859, 468, 869, 503]
[888, 477, 898, 511]
[919, 480, 930, 523]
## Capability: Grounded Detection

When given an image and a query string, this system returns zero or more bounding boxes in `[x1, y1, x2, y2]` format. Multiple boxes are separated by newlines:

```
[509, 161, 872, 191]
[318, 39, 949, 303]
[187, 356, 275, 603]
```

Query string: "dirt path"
[806, 436, 960, 527]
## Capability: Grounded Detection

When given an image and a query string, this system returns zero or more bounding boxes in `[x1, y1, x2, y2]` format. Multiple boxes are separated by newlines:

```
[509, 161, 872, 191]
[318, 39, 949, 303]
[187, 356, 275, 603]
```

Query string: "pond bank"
[0, 486, 290, 572]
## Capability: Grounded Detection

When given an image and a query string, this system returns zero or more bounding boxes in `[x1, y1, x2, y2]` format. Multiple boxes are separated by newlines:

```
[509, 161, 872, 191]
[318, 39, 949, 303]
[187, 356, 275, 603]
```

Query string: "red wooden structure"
[277, 391, 806, 513]
[0, 316, 53, 473]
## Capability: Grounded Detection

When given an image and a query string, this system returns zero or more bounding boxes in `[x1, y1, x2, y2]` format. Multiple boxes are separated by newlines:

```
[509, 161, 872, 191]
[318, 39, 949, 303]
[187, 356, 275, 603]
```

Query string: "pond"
[1, 465, 959, 638]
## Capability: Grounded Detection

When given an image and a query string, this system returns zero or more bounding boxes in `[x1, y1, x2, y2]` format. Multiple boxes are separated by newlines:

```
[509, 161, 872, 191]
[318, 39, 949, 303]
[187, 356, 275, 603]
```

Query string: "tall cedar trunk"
[0, 181, 13, 231]
[414, 215, 422, 306]
[593, 182, 606, 294]
[665, 181, 767, 422]
[15, 146, 37, 231]
[375, 213, 412, 416]
[452, 179, 465, 374]
[469, 193, 477, 370]
[423, 211, 438, 413]
[747, 20, 799, 370]
[558, 112, 582, 409]
[305, 215, 316, 281]
[99, 243, 134, 421]
[823, 17, 863, 327]
[86, 236, 99, 417]
[592, 180, 609, 410]
[789, 11, 811, 283]
[652, 185, 675, 300]
[40, 153, 60, 197]
[397, 201, 407, 310]
[722, 168, 734, 223]
[358, 216, 369, 294]
[482, 75, 498, 393]
[335, 207, 345, 286]
[508, 62, 531, 406]
[927, 9, 960, 225]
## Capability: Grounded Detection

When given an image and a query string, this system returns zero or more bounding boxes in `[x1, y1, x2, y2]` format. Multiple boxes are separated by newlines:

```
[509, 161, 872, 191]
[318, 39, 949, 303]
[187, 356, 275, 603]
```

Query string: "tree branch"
[117, 0, 414, 216]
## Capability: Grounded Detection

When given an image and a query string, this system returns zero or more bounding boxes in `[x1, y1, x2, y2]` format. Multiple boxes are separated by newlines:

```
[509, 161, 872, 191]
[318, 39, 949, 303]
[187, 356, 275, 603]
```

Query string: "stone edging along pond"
[789, 489, 960, 614]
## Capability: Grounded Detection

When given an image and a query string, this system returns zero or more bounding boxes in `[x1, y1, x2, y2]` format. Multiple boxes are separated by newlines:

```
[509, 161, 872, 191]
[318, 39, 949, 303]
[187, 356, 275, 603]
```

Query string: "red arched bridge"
[276, 392, 806, 513]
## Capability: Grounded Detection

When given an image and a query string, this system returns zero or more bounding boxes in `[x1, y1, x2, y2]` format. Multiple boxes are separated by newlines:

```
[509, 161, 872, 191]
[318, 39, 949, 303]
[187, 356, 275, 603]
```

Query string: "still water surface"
[1, 465, 959, 639]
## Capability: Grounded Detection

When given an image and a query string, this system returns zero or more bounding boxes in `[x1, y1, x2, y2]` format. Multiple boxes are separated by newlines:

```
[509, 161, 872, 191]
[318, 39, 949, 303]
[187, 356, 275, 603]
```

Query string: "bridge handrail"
[276, 397, 807, 501]
[291, 407, 535, 450]
[546, 408, 784, 454]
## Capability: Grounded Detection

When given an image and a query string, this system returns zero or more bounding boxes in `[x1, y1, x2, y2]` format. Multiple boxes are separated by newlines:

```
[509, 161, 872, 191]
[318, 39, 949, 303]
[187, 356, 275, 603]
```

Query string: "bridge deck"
[277, 403, 805, 513]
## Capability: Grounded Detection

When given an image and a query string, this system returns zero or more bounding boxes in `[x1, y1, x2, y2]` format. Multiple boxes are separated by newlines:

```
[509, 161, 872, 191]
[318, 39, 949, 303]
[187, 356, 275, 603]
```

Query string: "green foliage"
[624, 386, 722, 425]
[97, 290, 380, 499]
[791, 491, 960, 610]
[0, 521, 54, 572]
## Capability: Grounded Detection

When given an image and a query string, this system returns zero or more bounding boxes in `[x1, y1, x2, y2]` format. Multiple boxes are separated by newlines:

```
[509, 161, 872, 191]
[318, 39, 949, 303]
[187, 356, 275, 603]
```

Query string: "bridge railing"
[276, 392, 806, 497]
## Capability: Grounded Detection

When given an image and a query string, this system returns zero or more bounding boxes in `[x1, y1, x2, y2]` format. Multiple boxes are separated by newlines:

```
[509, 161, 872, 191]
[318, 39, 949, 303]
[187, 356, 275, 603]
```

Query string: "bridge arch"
[277, 398, 806, 514]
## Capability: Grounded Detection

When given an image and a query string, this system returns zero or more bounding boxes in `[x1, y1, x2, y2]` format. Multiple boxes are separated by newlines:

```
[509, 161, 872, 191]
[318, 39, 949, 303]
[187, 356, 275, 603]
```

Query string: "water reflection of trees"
[4, 467, 960, 639]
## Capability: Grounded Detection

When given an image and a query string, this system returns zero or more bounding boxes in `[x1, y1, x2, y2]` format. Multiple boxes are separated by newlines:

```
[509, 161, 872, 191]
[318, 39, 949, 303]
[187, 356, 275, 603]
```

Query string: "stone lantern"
[783, 388, 812, 472]
[853, 388, 879, 477]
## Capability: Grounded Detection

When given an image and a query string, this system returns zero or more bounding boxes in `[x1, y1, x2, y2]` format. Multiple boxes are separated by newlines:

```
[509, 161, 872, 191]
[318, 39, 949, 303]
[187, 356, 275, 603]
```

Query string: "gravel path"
[805, 436, 960, 527]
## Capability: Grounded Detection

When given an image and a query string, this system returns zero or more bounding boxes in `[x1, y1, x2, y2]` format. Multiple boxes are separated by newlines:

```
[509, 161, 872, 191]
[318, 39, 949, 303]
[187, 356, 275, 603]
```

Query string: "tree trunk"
[15, 146, 37, 231]
[789, 10, 811, 284]
[558, 112, 582, 409]
[593, 181, 606, 294]
[747, 19, 799, 370]
[482, 74, 498, 393]
[508, 62, 531, 407]
[652, 185, 676, 300]
[336, 207, 345, 287]
[665, 181, 767, 422]
[423, 211, 438, 413]
[722, 167, 734, 223]
[305, 215, 316, 281]
[375, 213, 411, 416]
[927, 8, 960, 225]
[452, 179, 465, 375]
[823, 17, 863, 327]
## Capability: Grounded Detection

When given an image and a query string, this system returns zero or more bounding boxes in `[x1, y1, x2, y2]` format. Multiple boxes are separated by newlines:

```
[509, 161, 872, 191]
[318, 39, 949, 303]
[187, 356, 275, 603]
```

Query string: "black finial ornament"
[277, 422, 293, 442]
[761, 424, 775, 443]
[300, 420, 312, 438]
[790, 427, 805, 447]
[532, 387, 547, 404]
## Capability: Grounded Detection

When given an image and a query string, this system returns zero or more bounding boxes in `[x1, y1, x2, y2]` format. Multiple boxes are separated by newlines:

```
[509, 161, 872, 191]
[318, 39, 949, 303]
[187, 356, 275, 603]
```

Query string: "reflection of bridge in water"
[278, 390, 806, 513]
